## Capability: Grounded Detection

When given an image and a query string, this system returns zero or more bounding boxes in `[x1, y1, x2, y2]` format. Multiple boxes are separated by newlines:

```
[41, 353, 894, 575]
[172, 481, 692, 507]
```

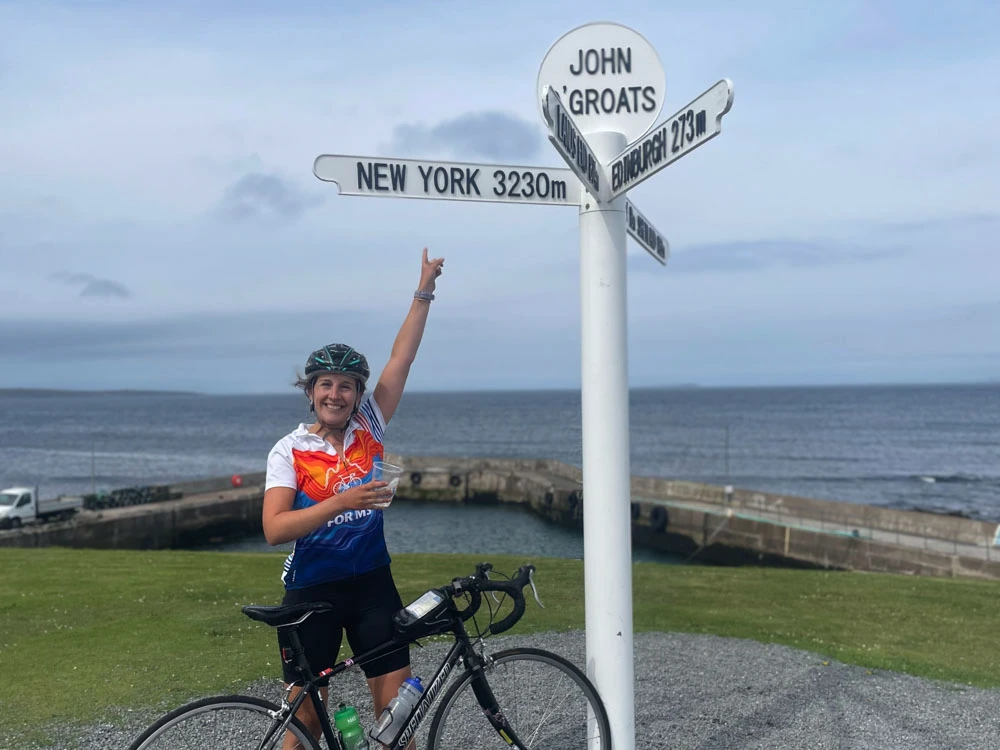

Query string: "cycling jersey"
[265, 394, 390, 589]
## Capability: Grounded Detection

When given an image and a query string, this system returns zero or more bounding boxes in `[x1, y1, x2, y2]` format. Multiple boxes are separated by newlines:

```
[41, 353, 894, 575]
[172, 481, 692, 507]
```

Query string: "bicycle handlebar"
[442, 563, 537, 635]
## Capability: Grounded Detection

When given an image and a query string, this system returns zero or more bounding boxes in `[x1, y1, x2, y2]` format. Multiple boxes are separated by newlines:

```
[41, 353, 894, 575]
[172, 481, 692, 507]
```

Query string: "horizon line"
[1, 378, 999, 397]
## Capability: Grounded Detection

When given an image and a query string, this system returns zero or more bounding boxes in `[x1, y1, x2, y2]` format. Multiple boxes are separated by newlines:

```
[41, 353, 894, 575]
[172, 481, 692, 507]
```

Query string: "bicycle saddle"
[241, 601, 333, 628]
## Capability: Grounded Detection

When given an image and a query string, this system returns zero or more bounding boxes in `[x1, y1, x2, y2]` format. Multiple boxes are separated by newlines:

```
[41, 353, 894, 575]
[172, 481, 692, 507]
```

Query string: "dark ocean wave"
[884, 499, 989, 520]
[912, 473, 996, 484]
[724, 473, 999, 485]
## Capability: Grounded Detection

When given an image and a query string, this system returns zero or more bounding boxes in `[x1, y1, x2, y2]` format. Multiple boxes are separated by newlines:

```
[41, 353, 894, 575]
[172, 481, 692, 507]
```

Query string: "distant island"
[0, 388, 202, 397]
[641, 383, 701, 390]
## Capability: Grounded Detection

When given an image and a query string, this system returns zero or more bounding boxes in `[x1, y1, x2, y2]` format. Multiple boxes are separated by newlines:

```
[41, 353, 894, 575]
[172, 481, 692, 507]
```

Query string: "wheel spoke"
[428, 649, 610, 749]
[127, 696, 319, 750]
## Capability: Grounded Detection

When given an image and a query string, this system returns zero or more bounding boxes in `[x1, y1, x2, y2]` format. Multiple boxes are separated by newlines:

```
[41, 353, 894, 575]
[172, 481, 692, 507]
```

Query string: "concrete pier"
[3, 454, 999, 580]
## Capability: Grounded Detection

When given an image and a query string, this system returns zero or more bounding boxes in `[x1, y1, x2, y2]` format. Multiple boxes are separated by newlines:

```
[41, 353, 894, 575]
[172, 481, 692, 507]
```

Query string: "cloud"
[931, 300, 1000, 325]
[215, 173, 323, 222]
[386, 111, 543, 161]
[660, 239, 902, 274]
[0, 306, 582, 392]
[79, 279, 131, 298]
[877, 213, 1000, 234]
[0, 309, 382, 360]
[49, 271, 131, 299]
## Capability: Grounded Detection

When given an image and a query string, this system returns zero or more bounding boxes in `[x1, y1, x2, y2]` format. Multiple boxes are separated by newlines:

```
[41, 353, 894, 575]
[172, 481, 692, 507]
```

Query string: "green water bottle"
[333, 703, 370, 750]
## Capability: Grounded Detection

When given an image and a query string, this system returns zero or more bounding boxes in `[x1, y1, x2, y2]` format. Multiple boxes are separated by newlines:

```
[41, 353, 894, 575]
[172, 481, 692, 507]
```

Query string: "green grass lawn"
[2, 547, 1000, 745]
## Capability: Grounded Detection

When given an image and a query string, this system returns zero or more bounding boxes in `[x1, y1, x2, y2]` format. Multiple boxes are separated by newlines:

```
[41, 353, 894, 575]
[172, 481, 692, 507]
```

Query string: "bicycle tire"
[127, 694, 320, 750]
[427, 647, 612, 749]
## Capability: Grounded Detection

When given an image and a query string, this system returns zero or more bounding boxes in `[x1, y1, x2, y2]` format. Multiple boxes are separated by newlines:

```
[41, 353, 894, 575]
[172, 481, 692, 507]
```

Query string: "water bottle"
[369, 676, 424, 746]
[334, 703, 370, 750]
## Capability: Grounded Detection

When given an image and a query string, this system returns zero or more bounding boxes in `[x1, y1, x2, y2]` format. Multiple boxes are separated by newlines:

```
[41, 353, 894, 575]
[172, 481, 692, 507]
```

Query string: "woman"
[262, 247, 444, 748]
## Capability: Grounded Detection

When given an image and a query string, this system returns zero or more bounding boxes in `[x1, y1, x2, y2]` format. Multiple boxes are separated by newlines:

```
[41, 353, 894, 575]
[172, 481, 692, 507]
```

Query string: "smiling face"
[308, 372, 361, 428]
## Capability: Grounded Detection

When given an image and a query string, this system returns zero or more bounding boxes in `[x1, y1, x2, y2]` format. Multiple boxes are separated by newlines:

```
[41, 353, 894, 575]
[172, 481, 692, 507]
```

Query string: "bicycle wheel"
[127, 694, 320, 750]
[427, 647, 612, 749]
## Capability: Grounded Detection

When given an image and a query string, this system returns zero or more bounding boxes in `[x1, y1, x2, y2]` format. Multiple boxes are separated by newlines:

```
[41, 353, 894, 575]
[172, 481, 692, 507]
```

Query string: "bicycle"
[127, 562, 612, 749]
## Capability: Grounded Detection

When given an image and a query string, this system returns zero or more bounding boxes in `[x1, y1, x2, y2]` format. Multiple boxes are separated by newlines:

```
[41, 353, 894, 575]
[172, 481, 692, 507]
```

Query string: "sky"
[2, 0, 999, 394]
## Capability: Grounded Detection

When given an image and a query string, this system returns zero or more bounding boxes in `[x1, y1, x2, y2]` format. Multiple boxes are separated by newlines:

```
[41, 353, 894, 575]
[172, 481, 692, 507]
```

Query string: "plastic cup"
[371, 461, 403, 508]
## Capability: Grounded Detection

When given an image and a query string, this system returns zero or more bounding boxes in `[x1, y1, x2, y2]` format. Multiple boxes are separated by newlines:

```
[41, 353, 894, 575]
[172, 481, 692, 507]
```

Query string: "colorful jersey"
[265, 394, 390, 589]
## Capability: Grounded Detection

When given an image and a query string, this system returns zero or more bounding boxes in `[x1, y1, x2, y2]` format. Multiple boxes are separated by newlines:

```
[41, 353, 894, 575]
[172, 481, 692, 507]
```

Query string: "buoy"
[231, 474, 243, 488]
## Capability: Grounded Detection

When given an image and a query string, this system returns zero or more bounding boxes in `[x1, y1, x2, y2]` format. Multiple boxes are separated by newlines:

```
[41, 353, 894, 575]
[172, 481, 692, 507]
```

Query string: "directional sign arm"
[608, 79, 734, 199]
[541, 85, 609, 202]
[624, 199, 670, 266]
[313, 155, 582, 206]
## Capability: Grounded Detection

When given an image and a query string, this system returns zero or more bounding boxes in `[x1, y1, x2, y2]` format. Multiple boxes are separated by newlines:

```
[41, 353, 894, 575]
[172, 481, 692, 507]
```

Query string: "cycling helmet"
[304, 344, 370, 391]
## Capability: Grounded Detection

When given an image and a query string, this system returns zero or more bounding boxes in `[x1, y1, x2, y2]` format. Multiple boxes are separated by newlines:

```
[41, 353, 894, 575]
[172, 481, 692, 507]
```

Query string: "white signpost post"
[314, 22, 733, 750]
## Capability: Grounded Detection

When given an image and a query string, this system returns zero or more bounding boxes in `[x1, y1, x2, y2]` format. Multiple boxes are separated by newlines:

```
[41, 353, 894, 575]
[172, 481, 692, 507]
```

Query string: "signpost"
[536, 21, 667, 144]
[541, 86, 608, 201]
[314, 155, 581, 206]
[608, 79, 733, 199]
[625, 199, 669, 265]
[313, 22, 733, 750]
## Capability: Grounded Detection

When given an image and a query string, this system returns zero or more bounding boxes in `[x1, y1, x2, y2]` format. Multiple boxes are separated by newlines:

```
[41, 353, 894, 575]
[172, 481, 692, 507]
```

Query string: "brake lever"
[483, 568, 502, 605]
[528, 568, 545, 609]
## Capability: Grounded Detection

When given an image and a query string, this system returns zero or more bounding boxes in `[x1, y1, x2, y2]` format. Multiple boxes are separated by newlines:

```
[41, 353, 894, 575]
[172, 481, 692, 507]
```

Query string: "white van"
[0, 487, 83, 529]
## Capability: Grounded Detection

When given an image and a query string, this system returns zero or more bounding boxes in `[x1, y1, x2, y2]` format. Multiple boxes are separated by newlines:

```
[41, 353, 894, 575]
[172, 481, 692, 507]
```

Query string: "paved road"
[46, 631, 1000, 750]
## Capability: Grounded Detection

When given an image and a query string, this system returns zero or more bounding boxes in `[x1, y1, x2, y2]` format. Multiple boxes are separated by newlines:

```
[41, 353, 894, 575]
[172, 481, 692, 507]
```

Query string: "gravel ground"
[25, 631, 1000, 750]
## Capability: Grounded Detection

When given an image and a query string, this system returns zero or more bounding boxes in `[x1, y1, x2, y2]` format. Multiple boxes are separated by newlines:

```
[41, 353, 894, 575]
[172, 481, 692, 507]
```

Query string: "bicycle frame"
[132, 565, 590, 750]
[277, 611, 527, 750]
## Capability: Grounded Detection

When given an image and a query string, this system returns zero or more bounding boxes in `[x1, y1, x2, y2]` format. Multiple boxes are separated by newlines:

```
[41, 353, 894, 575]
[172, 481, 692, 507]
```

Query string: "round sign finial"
[537, 22, 665, 146]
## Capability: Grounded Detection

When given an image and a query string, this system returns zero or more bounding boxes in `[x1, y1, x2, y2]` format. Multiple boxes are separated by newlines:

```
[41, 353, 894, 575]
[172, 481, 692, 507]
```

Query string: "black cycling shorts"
[277, 565, 409, 684]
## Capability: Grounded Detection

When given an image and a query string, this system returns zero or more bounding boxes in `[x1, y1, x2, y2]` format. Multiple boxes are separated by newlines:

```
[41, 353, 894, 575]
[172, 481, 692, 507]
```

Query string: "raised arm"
[373, 247, 444, 424]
